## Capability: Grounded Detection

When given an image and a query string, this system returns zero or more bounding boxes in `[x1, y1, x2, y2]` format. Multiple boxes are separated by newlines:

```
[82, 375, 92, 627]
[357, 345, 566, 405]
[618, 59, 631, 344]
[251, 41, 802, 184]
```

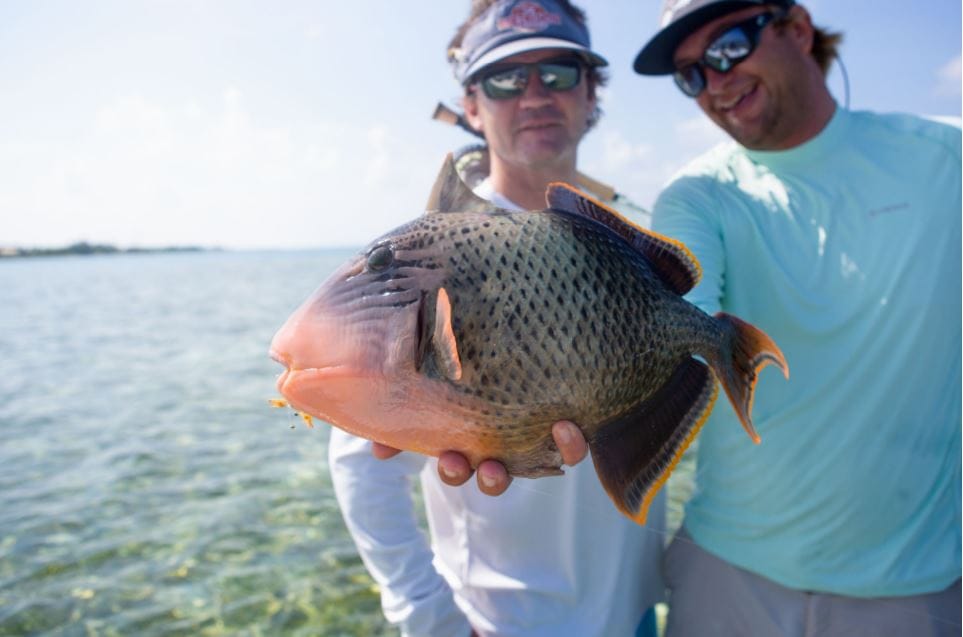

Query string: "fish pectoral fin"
[589, 358, 717, 525]
[432, 287, 462, 381]
[545, 182, 701, 295]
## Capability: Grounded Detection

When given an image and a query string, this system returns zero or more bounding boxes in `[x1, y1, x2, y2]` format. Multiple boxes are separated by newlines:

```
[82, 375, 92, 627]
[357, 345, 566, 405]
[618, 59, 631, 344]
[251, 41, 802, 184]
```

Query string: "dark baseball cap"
[633, 0, 795, 75]
[450, 0, 608, 85]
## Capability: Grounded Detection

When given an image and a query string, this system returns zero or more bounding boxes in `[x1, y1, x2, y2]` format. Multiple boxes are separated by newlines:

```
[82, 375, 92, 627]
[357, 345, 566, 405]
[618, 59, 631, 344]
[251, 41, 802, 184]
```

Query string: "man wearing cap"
[630, 0, 961, 634]
[328, 2, 666, 636]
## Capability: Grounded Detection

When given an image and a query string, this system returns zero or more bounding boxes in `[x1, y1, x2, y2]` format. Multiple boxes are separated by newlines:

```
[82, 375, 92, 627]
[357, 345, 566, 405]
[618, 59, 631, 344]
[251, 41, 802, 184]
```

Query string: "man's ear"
[785, 5, 815, 54]
[462, 94, 484, 134]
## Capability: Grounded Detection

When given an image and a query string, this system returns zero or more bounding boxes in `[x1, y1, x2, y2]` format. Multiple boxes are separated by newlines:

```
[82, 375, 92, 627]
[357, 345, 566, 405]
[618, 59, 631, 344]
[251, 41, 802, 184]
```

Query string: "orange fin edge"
[632, 382, 718, 524]
[710, 313, 789, 445]
[589, 358, 718, 525]
[546, 182, 702, 294]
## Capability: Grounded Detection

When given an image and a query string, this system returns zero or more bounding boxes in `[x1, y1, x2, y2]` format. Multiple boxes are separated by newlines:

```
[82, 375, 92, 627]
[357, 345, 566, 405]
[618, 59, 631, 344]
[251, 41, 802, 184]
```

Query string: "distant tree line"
[0, 241, 210, 258]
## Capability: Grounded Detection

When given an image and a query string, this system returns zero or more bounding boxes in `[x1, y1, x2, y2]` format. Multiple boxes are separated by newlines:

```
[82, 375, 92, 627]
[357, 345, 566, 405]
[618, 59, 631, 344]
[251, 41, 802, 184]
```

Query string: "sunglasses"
[673, 11, 782, 97]
[474, 58, 584, 100]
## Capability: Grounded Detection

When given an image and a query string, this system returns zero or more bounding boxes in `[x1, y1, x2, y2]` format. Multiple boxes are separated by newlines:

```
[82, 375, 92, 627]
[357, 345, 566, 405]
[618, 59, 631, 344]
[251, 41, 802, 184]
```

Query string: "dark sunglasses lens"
[704, 26, 753, 72]
[482, 66, 529, 99]
[537, 62, 581, 91]
[480, 60, 582, 99]
[673, 65, 705, 97]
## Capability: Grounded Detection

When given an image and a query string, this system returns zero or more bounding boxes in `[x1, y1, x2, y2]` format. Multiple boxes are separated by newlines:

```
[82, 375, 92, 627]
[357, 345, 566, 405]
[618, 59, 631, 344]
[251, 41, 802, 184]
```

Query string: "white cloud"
[579, 112, 730, 213]
[936, 54, 962, 97]
[304, 144, 340, 172]
[305, 24, 325, 40]
[675, 115, 728, 150]
[363, 125, 391, 187]
[598, 130, 653, 171]
[0, 91, 445, 249]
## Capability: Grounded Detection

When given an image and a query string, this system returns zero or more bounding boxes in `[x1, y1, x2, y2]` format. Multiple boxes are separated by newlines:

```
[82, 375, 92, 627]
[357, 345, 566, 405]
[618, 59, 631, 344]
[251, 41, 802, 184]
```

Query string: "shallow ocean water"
[0, 250, 398, 636]
[0, 249, 692, 636]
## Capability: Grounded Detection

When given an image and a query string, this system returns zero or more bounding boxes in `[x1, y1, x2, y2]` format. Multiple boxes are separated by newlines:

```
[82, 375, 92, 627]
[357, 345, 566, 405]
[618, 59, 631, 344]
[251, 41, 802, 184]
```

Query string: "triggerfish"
[269, 154, 788, 524]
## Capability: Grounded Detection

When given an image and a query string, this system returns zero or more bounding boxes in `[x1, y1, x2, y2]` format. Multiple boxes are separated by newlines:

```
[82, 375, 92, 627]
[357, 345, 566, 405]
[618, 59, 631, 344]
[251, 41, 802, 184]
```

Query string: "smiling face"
[463, 48, 596, 173]
[673, 5, 830, 150]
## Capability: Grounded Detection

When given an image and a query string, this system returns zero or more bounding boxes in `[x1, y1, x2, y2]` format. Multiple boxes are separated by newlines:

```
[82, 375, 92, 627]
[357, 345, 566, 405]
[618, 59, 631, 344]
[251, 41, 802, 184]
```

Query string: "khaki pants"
[664, 528, 961, 637]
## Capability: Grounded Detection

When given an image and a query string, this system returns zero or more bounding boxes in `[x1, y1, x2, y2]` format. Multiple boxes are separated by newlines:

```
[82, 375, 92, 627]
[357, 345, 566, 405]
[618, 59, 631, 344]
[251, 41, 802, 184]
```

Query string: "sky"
[1, 1, 960, 250]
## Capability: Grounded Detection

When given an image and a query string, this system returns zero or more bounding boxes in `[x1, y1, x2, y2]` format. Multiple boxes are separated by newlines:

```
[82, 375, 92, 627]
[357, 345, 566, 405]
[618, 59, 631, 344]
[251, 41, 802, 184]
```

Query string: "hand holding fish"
[270, 155, 788, 524]
[371, 420, 588, 496]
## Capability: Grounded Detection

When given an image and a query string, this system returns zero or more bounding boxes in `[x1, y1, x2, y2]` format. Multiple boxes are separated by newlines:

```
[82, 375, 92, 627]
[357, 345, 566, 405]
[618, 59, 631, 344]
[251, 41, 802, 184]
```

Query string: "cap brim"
[465, 37, 608, 83]
[633, 1, 761, 75]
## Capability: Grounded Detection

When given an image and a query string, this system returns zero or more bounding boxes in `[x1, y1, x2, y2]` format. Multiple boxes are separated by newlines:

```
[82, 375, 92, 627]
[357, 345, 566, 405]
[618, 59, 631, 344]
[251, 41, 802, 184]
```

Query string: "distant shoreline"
[0, 242, 218, 259]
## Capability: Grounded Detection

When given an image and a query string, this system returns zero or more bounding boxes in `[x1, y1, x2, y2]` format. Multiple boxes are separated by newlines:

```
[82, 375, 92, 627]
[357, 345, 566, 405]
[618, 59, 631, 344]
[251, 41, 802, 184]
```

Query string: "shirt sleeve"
[327, 428, 473, 637]
[651, 175, 726, 316]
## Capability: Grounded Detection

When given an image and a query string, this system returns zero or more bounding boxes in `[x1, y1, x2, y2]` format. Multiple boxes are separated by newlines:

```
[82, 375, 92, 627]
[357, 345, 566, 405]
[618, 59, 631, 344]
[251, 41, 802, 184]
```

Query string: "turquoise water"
[0, 250, 394, 636]
[0, 249, 694, 636]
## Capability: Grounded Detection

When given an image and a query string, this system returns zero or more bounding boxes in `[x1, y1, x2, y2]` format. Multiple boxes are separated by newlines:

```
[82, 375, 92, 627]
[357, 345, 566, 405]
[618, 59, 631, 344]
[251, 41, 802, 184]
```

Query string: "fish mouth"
[271, 358, 364, 424]
[269, 349, 294, 393]
[271, 349, 356, 392]
[270, 348, 291, 369]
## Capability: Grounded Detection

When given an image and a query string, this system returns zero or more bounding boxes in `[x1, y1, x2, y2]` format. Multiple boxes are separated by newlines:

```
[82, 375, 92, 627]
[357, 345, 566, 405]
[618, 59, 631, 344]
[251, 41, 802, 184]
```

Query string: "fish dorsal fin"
[425, 153, 496, 214]
[546, 182, 701, 295]
[432, 288, 462, 381]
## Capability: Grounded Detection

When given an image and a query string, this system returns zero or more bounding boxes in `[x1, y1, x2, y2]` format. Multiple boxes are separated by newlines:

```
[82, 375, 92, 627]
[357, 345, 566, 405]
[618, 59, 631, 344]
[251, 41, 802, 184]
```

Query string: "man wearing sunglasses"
[328, 2, 666, 636]
[630, 0, 962, 634]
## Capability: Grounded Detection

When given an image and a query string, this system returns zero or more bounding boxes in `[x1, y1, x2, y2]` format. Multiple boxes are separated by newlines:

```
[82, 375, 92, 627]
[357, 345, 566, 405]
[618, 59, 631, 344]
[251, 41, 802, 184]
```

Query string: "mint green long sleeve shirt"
[652, 107, 961, 597]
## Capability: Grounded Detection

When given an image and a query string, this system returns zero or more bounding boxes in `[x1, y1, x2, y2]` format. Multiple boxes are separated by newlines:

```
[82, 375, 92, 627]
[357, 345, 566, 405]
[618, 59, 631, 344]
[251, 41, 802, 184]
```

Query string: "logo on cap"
[497, 1, 562, 32]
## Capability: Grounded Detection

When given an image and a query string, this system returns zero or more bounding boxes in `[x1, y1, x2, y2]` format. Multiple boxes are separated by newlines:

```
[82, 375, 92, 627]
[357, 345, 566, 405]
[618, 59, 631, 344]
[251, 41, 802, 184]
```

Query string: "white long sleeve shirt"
[328, 182, 666, 636]
[329, 430, 666, 637]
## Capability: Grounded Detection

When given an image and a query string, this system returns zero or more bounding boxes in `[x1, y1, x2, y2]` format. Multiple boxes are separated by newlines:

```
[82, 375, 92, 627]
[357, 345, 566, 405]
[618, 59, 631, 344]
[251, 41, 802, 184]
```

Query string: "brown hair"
[773, 7, 843, 77]
[811, 25, 843, 76]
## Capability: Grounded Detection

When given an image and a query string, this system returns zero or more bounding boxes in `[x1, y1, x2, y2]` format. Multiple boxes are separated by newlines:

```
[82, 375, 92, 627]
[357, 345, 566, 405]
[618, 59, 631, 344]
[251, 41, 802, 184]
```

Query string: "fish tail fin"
[708, 313, 789, 444]
[589, 358, 717, 525]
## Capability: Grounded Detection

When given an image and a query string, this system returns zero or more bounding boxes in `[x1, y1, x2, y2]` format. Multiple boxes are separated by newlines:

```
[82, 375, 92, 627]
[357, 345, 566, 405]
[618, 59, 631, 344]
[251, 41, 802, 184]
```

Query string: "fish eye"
[366, 245, 394, 272]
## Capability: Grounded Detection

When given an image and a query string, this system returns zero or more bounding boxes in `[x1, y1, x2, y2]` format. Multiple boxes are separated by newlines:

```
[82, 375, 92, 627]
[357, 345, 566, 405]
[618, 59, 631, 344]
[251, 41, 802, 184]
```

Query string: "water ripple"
[0, 250, 393, 636]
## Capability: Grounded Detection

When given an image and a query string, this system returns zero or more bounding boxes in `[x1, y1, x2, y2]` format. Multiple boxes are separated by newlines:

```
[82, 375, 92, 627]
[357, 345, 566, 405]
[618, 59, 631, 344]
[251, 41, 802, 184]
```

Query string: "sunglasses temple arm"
[432, 102, 486, 140]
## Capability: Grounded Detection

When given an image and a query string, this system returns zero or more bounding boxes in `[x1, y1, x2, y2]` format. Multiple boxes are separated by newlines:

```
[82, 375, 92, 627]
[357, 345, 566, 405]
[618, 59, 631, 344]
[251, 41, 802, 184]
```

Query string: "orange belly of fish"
[277, 366, 523, 466]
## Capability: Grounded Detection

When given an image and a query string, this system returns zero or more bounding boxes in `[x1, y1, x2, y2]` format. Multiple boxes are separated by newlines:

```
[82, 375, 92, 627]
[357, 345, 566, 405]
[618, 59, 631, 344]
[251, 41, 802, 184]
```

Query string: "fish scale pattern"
[390, 209, 705, 448]
[273, 159, 787, 508]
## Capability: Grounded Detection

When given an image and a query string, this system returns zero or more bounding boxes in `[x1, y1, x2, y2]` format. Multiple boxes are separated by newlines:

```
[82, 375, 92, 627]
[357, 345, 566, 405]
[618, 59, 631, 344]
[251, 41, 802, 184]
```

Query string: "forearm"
[328, 429, 472, 637]
[652, 185, 725, 314]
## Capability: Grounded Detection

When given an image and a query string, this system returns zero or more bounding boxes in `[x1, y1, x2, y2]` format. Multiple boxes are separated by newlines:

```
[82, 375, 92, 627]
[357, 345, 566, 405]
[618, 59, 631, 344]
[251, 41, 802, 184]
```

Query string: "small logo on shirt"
[868, 202, 910, 218]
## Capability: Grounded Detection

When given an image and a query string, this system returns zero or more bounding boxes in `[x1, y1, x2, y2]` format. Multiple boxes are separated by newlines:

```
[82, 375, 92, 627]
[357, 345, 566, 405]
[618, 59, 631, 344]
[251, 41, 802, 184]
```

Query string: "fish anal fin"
[425, 153, 501, 215]
[589, 358, 717, 525]
[432, 288, 462, 381]
[546, 182, 701, 295]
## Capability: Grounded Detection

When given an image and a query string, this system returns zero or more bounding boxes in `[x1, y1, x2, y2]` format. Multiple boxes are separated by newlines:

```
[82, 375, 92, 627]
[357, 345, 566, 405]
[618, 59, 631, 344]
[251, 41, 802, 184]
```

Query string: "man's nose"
[519, 70, 552, 105]
[703, 66, 734, 96]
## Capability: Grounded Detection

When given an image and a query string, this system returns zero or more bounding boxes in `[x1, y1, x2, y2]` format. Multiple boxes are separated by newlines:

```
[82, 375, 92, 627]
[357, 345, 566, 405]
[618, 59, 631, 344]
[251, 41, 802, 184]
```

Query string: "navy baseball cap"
[633, 0, 795, 75]
[450, 0, 608, 85]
